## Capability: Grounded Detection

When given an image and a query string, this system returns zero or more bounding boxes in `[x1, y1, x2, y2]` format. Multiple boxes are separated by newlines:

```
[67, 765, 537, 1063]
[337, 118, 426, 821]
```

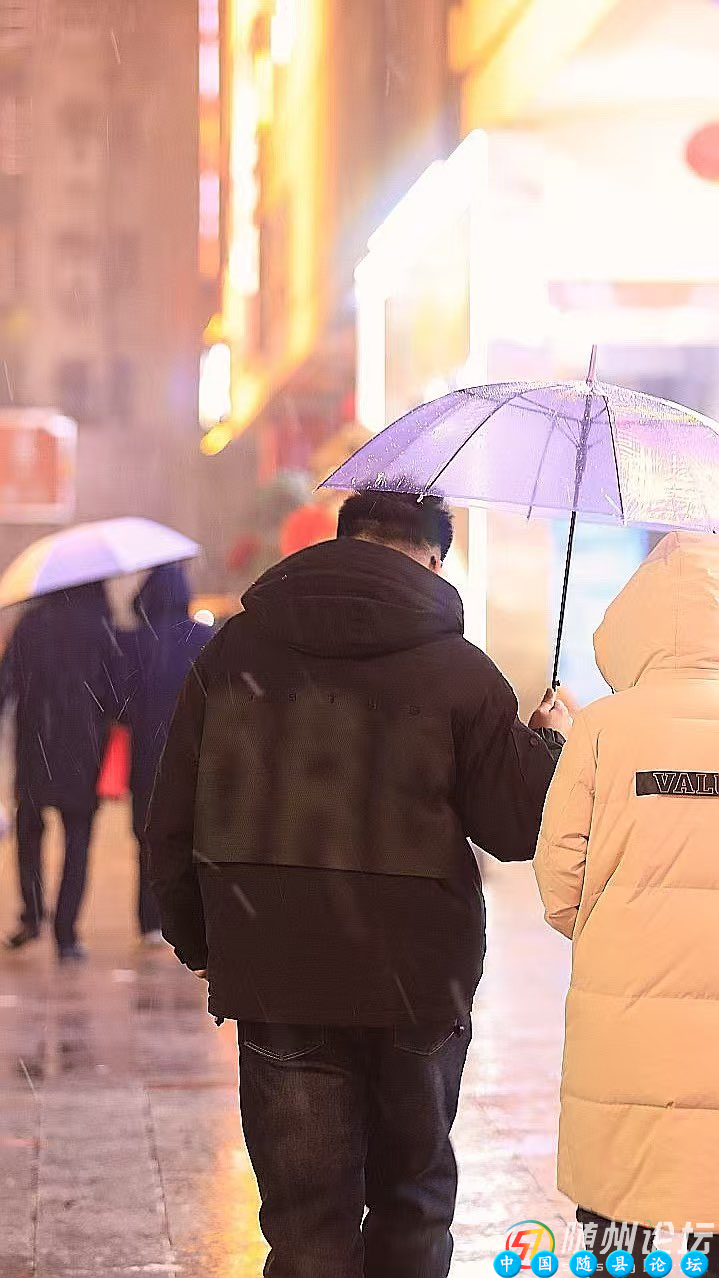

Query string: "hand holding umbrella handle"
[529, 688, 574, 737]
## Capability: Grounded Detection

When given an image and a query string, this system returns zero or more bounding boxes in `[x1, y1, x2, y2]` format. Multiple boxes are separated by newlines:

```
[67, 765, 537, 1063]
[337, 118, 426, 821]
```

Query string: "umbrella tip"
[587, 345, 598, 385]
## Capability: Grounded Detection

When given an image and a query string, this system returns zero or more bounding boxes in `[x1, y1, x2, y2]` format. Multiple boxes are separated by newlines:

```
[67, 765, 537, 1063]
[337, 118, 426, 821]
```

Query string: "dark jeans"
[578, 1209, 719, 1273]
[132, 790, 161, 935]
[238, 1018, 472, 1278]
[17, 800, 95, 948]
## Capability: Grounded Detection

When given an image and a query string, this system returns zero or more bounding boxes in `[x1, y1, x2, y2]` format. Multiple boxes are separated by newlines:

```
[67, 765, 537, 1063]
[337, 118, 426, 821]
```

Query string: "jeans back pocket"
[242, 1023, 326, 1062]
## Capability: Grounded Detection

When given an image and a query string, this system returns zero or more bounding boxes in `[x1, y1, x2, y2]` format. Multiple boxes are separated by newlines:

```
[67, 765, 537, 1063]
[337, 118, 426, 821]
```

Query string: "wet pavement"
[0, 803, 574, 1276]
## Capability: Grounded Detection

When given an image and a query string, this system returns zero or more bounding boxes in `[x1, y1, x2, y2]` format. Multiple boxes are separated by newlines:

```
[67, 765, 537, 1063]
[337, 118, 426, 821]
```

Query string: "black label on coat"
[636, 771, 719, 797]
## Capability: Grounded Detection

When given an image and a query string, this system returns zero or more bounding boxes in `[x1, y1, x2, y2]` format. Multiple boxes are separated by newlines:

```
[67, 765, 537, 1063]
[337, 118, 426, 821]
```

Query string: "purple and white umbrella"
[322, 349, 719, 684]
[0, 517, 200, 610]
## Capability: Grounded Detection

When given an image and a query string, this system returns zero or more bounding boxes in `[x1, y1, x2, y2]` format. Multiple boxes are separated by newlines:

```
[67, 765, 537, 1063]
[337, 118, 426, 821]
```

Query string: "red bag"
[97, 725, 131, 800]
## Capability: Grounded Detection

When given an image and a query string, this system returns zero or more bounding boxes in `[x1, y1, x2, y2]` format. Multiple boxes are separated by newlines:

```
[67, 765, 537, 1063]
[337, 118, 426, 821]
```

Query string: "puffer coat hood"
[242, 537, 464, 659]
[594, 531, 719, 691]
[535, 531, 719, 1229]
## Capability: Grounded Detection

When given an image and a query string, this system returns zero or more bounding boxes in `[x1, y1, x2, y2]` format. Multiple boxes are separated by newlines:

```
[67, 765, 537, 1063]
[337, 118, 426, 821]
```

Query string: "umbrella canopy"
[322, 355, 719, 686]
[322, 377, 719, 533]
[0, 517, 200, 609]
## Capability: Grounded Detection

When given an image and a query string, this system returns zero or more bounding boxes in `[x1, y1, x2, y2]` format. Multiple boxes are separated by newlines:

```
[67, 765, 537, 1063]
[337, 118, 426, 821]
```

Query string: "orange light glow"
[200, 423, 234, 455]
[450, 0, 622, 126]
[203, 312, 226, 344]
[213, 0, 328, 448]
[254, 50, 274, 125]
[199, 112, 221, 169]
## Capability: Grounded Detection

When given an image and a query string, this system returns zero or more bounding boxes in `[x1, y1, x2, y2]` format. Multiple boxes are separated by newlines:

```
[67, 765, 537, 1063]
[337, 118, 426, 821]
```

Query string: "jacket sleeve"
[147, 646, 213, 970]
[533, 712, 597, 939]
[0, 634, 17, 715]
[455, 679, 562, 863]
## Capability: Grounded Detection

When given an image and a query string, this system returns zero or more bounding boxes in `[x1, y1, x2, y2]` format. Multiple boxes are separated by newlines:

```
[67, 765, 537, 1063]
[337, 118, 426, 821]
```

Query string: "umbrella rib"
[510, 389, 608, 429]
[322, 380, 604, 494]
[319, 389, 468, 489]
[604, 395, 625, 524]
[371, 394, 465, 486]
[494, 393, 572, 421]
[526, 413, 561, 520]
[419, 385, 574, 497]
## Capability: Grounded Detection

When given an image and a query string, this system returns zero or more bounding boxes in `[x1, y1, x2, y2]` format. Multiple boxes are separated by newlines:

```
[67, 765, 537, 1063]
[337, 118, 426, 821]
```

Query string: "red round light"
[686, 122, 719, 181]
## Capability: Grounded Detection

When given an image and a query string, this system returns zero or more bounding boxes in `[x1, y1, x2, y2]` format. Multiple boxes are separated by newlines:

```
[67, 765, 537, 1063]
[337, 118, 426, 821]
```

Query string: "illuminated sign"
[198, 0, 222, 280]
[228, 62, 261, 299]
[270, 0, 296, 65]
[199, 342, 232, 429]
[0, 410, 76, 524]
[203, 0, 325, 454]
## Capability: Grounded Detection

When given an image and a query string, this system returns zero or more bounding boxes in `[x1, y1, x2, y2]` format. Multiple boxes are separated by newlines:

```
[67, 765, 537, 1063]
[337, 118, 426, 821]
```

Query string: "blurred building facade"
[2, 0, 706, 646]
[203, 0, 454, 452]
[198, 0, 457, 585]
[0, 0, 202, 565]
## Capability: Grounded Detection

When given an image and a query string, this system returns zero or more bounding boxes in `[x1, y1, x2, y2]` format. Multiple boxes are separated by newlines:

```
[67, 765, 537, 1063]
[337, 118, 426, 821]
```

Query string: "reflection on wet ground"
[0, 803, 573, 1275]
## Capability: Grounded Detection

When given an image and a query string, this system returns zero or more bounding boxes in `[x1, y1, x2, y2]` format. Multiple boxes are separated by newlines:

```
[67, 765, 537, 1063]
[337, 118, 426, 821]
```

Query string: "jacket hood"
[594, 532, 719, 691]
[135, 562, 191, 623]
[242, 537, 464, 658]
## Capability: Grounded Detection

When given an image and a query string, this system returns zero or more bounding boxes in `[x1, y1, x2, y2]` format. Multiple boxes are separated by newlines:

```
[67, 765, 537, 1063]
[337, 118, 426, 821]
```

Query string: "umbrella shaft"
[552, 509, 578, 690]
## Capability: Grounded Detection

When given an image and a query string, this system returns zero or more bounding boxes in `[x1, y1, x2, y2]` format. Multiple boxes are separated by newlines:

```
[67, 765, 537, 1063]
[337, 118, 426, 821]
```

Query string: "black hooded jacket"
[118, 564, 211, 816]
[148, 538, 560, 1026]
[0, 583, 116, 811]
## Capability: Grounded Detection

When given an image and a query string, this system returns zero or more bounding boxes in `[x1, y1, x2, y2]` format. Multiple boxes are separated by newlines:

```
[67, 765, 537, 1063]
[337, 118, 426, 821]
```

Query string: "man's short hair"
[337, 487, 454, 561]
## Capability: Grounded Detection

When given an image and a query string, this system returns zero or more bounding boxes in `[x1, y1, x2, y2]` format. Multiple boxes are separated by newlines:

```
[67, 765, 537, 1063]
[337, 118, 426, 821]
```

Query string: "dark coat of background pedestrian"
[118, 563, 211, 936]
[149, 537, 561, 1026]
[0, 582, 117, 812]
[119, 563, 212, 818]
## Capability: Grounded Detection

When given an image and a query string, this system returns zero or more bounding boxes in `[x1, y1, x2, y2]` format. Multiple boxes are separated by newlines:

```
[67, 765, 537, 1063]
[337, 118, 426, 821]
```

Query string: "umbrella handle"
[552, 510, 577, 690]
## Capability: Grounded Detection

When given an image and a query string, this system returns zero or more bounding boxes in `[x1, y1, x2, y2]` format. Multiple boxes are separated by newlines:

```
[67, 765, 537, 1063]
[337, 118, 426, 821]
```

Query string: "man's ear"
[429, 554, 441, 575]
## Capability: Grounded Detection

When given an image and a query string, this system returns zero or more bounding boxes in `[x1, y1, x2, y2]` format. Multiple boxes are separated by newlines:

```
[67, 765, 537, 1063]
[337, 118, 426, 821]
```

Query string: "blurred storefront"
[353, 0, 719, 711]
[477, 0, 719, 708]
[353, 132, 490, 649]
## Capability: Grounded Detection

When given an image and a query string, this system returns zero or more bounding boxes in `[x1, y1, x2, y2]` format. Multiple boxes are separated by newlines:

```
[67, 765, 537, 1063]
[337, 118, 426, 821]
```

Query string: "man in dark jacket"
[0, 582, 117, 960]
[118, 562, 211, 942]
[148, 491, 569, 1278]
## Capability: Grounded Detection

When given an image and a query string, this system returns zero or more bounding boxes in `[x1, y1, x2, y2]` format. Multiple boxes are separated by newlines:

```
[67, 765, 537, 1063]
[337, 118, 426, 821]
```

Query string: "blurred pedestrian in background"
[535, 532, 719, 1271]
[149, 489, 570, 1278]
[278, 422, 372, 557]
[0, 582, 117, 961]
[118, 563, 211, 945]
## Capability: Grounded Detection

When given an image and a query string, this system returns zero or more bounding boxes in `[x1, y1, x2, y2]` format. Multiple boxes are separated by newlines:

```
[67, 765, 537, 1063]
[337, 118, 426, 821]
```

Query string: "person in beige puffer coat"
[535, 531, 719, 1269]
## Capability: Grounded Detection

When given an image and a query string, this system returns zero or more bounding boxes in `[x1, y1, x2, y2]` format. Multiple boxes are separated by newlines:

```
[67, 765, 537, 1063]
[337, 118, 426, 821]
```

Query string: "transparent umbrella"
[322, 349, 719, 685]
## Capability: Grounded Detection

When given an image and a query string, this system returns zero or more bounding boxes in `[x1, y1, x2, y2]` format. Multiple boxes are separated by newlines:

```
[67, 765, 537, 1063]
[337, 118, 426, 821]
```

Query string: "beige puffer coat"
[535, 531, 719, 1229]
